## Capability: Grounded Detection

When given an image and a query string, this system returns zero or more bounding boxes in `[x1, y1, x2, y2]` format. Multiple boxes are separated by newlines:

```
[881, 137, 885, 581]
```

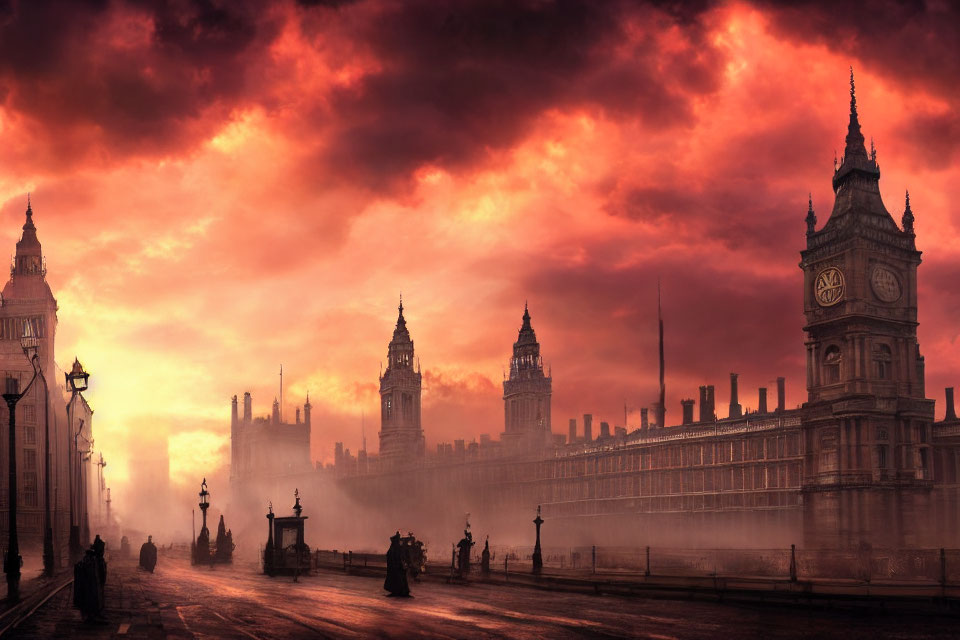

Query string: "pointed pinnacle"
[849, 66, 857, 114]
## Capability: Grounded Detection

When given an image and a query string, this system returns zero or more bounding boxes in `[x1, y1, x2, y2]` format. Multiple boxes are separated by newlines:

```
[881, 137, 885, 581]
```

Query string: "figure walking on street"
[139, 535, 158, 572]
[384, 531, 411, 597]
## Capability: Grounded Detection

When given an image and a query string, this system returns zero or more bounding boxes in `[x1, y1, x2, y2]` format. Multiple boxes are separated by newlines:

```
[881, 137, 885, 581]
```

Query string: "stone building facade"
[229, 391, 312, 512]
[0, 200, 92, 566]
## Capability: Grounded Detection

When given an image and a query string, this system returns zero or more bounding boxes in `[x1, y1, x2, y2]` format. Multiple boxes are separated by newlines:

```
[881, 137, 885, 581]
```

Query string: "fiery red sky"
[1, 0, 958, 503]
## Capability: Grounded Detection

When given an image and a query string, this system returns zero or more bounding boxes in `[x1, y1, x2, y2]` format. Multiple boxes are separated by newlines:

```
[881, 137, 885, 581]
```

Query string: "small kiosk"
[263, 489, 310, 576]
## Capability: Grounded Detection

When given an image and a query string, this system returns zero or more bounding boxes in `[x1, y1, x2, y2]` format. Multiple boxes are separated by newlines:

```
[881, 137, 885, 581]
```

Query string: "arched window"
[873, 344, 892, 380]
[824, 346, 842, 384]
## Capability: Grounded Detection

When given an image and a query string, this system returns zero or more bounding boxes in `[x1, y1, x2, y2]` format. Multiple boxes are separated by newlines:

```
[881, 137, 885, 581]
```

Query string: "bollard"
[789, 544, 797, 583]
[941, 548, 947, 588]
[645, 546, 651, 577]
[592, 545, 596, 574]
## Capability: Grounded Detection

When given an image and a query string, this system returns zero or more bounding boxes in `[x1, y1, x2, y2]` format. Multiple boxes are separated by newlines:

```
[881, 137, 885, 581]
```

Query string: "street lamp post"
[21, 322, 54, 577]
[196, 479, 210, 564]
[65, 358, 89, 562]
[532, 505, 544, 576]
[4, 324, 43, 601]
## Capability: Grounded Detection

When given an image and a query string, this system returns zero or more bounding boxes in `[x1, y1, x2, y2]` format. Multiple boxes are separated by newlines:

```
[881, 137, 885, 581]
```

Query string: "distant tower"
[230, 395, 239, 480]
[378, 298, 424, 468]
[501, 304, 553, 449]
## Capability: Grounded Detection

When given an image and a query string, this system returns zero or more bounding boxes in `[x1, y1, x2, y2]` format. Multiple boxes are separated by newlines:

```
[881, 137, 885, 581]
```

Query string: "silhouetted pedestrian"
[73, 547, 104, 623]
[92, 535, 107, 592]
[384, 531, 410, 597]
[481, 538, 490, 575]
[139, 535, 158, 572]
[456, 529, 474, 577]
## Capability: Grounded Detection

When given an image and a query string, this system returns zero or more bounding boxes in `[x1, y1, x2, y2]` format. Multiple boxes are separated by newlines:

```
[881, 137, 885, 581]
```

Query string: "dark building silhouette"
[238, 74, 960, 551]
[501, 305, 552, 450]
[378, 299, 424, 469]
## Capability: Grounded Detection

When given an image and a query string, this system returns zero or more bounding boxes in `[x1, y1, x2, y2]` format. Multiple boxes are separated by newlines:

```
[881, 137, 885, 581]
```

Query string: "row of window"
[823, 343, 893, 383]
[0, 316, 46, 341]
[551, 436, 802, 479]
[553, 463, 802, 501]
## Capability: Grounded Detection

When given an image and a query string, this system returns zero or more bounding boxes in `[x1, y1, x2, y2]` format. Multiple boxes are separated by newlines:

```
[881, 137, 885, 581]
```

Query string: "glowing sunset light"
[0, 0, 957, 524]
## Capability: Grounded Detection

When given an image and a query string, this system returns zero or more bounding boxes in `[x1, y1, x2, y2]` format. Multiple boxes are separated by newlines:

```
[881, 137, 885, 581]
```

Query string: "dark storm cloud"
[308, 0, 724, 192]
[752, 1, 960, 163]
[1, 0, 727, 187]
[756, 0, 960, 95]
[0, 0, 281, 162]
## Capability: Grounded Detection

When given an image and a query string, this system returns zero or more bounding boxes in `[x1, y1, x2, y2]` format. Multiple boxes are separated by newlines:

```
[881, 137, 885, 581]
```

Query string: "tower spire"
[843, 66, 866, 160]
[805, 192, 817, 235]
[902, 189, 914, 234]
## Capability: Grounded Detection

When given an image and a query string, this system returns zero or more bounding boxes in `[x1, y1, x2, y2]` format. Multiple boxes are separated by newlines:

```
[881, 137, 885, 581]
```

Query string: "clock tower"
[799, 71, 934, 548]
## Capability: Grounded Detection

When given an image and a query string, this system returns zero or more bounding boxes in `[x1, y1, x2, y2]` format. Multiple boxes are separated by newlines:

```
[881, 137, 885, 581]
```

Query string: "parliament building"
[231, 77, 960, 550]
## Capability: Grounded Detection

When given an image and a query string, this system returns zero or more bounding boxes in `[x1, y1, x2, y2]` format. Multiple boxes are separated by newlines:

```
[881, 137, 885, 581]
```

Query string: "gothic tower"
[502, 304, 552, 449]
[0, 199, 60, 545]
[799, 71, 934, 548]
[378, 299, 424, 468]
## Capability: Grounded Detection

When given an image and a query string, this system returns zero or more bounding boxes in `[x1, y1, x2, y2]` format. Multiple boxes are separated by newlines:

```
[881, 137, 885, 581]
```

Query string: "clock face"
[814, 267, 845, 306]
[870, 266, 902, 303]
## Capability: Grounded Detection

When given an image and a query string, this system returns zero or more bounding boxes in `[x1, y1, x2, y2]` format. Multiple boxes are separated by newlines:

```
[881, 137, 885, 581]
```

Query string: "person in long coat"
[139, 535, 158, 572]
[384, 531, 411, 597]
[73, 547, 103, 623]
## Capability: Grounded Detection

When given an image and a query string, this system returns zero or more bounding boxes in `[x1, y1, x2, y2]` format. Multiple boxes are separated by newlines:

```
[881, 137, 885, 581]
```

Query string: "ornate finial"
[399, 292, 403, 312]
[870, 137, 876, 161]
[902, 188, 915, 233]
[26, 193, 31, 212]
[268, 501, 273, 515]
[806, 192, 817, 236]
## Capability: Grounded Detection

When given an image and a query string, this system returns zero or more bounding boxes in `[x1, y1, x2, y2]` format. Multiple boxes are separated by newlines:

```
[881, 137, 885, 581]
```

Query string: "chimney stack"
[640, 408, 649, 430]
[231, 395, 238, 428]
[243, 391, 252, 423]
[729, 373, 742, 419]
[583, 413, 593, 442]
[681, 399, 695, 425]
[776, 377, 785, 413]
[296, 407, 301, 424]
[568, 418, 577, 444]
[758, 387, 768, 414]
[946, 387, 958, 422]
[600, 421, 610, 439]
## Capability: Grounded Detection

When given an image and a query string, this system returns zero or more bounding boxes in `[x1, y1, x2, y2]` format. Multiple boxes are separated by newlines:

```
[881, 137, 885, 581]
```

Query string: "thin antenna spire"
[279, 364, 283, 423]
[657, 278, 665, 429]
